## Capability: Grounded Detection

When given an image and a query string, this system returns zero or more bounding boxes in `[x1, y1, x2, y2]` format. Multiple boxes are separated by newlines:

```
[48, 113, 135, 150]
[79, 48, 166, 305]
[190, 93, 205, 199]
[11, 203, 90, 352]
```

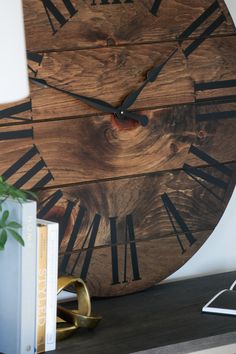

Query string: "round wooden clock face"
[0, 0, 236, 296]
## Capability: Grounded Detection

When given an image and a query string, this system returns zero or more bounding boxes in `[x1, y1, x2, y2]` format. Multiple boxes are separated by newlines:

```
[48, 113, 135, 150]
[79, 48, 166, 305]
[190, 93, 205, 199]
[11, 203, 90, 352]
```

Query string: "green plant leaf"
[6, 221, 21, 229]
[1, 210, 9, 225]
[25, 190, 38, 200]
[0, 229, 8, 249]
[8, 228, 25, 247]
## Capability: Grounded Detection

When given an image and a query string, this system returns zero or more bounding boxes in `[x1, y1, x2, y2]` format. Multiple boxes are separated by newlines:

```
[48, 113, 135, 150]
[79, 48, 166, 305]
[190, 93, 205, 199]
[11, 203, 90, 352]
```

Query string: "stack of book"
[0, 198, 59, 354]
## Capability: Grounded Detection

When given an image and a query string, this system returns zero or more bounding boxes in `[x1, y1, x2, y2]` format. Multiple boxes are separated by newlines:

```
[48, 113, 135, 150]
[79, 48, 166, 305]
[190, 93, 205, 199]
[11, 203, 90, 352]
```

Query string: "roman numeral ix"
[162, 193, 196, 253]
[183, 145, 233, 201]
[178, 1, 226, 57]
[42, 0, 78, 34]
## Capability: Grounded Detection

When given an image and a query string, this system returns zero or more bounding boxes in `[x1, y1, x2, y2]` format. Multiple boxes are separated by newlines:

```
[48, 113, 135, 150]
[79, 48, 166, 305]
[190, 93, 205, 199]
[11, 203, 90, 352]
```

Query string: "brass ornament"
[57, 276, 102, 341]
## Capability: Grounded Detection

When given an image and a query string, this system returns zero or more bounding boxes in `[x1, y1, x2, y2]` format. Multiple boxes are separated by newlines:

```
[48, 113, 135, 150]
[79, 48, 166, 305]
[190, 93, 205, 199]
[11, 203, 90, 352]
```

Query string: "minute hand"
[30, 77, 119, 114]
[121, 47, 178, 110]
[30, 77, 148, 126]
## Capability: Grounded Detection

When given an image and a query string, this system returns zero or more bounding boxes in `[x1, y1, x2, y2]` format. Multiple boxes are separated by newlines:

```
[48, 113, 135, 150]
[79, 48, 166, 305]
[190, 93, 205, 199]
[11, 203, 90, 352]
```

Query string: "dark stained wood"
[25, 36, 236, 120]
[61, 231, 210, 296]
[23, 0, 235, 52]
[0, 105, 235, 187]
[4, 0, 234, 296]
[34, 162, 235, 296]
[52, 272, 236, 353]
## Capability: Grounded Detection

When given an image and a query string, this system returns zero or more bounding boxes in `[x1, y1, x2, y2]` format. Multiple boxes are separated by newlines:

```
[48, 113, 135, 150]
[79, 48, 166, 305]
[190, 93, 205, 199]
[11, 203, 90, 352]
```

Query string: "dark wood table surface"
[53, 272, 236, 354]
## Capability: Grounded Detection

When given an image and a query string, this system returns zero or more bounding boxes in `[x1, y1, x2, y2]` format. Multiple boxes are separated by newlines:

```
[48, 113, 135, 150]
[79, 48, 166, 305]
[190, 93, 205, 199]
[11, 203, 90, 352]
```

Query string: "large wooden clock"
[0, 0, 235, 296]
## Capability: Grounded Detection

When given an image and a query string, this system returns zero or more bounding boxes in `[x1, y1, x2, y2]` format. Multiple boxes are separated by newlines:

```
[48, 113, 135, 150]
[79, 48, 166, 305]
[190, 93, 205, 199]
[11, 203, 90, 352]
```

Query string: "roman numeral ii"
[178, 1, 226, 57]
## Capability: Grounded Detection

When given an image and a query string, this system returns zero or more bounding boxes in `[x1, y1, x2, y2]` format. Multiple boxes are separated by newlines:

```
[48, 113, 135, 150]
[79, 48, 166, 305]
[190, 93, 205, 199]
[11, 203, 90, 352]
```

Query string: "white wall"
[167, 0, 236, 282]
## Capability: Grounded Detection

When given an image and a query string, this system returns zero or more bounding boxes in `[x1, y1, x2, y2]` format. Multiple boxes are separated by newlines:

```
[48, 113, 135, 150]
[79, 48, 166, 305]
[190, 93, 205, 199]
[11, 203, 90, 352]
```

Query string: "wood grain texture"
[37, 162, 234, 248]
[0, 105, 235, 187]
[23, 36, 236, 120]
[6, 0, 235, 296]
[60, 231, 210, 296]
[23, 0, 235, 52]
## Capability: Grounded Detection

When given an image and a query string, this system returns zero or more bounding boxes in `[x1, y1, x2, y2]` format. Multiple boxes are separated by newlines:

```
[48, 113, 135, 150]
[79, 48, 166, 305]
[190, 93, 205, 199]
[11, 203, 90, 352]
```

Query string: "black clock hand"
[30, 77, 149, 126]
[121, 47, 178, 110]
[30, 77, 119, 114]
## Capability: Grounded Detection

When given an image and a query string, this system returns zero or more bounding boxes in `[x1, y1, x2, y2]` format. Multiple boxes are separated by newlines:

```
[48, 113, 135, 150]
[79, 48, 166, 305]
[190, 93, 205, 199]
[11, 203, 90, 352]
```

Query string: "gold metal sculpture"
[57, 276, 102, 341]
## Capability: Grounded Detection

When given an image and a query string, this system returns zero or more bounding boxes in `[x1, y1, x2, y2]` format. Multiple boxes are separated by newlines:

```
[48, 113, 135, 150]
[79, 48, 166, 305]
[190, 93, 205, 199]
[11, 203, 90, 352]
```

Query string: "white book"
[202, 278, 236, 316]
[37, 219, 59, 352]
[0, 198, 37, 354]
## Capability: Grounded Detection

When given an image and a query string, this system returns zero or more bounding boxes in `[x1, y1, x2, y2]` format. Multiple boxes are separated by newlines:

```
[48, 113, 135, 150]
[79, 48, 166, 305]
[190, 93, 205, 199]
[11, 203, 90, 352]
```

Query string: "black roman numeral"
[0, 128, 33, 141]
[70, 213, 101, 280]
[195, 79, 236, 122]
[27, 51, 44, 76]
[162, 193, 196, 253]
[110, 215, 141, 284]
[37, 189, 63, 219]
[178, 1, 226, 57]
[59, 206, 86, 273]
[1, 145, 54, 190]
[183, 145, 233, 201]
[0, 101, 32, 123]
[42, 0, 78, 34]
[59, 200, 74, 247]
[150, 0, 162, 16]
[59, 209, 101, 281]
[91, 0, 133, 5]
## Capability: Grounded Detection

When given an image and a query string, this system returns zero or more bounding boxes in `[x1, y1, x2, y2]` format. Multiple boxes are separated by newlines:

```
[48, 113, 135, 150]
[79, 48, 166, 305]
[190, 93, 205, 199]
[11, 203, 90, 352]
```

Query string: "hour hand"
[30, 77, 118, 114]
[121, 47, 178, 111]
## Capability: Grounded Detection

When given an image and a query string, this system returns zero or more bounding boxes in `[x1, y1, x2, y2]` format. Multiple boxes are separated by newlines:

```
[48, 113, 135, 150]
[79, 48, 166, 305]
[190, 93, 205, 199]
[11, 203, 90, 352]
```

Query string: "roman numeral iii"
[178, 1, 226, 57]
[42, 0, 78, 34]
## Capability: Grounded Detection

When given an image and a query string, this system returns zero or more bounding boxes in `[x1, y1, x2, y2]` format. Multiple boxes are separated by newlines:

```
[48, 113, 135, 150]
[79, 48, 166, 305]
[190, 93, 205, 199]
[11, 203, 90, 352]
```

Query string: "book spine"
[35, 225, 48, 353]
[0, 201, 21, 354]
[20, 201, 37, 354]
[45, 223, 59, 352]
